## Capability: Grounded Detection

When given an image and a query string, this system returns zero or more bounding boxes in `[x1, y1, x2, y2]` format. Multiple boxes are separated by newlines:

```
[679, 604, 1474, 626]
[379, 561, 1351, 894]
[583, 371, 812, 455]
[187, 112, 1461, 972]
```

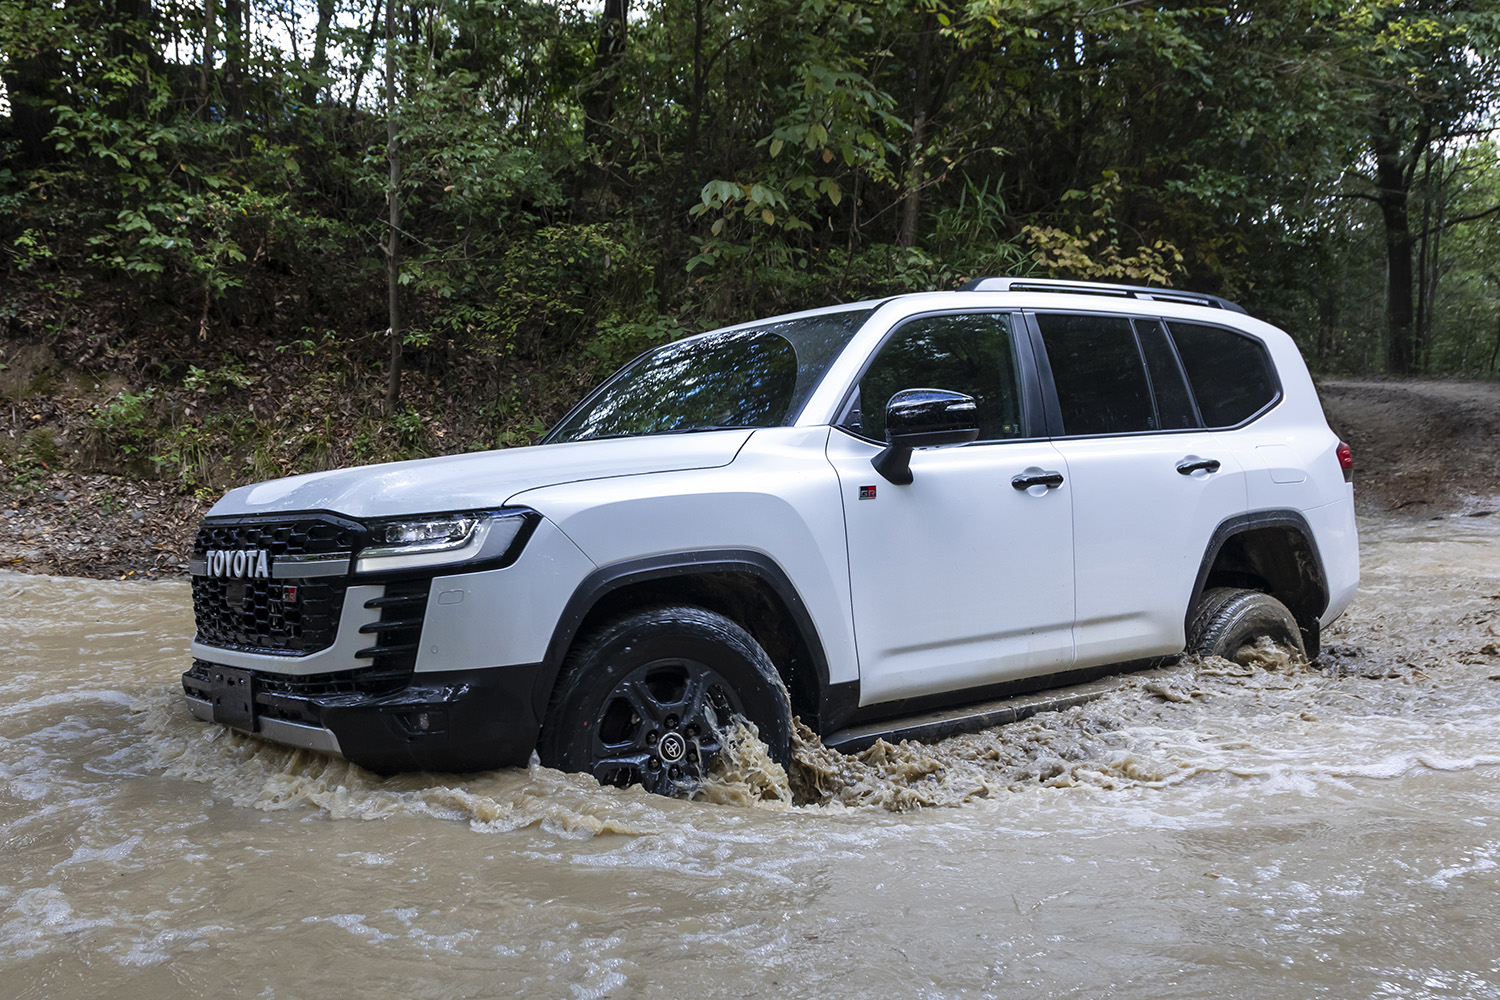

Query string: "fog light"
[394, 708, 447, 736]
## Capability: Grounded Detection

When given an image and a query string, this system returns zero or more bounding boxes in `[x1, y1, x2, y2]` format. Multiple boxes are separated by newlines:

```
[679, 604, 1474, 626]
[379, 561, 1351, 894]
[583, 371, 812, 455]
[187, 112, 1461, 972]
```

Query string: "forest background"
[1, 0, 1499, 510]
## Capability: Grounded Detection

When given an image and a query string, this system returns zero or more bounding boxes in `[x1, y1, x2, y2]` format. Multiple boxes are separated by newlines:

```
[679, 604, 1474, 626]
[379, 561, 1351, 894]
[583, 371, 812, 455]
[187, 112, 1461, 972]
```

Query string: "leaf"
[700, 179, 740, 206]
[711, 218, 725, 236]
[761, 208, 776, 225]
[828, 182, 842, 207]
[822, 148, 834, 164]
[770, 138, 784, 157]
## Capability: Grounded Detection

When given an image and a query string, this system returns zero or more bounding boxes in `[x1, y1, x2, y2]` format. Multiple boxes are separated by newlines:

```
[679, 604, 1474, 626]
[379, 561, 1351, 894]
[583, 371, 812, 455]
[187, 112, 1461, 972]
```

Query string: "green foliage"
[22, 427, 62, 467]
[9, 229, 53, 271]
[486, 225, 657, 361]
[95, 488, 126, 516]
[90, 390, 157, 457]
[0, 0, 1496, 516]
[588, 314, 686, 370]
[184, 360, 257, 395]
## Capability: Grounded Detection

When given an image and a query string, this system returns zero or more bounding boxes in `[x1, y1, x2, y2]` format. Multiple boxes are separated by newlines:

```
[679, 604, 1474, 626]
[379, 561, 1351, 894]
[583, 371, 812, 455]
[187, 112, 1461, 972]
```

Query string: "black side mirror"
[871, 388, 980, 485]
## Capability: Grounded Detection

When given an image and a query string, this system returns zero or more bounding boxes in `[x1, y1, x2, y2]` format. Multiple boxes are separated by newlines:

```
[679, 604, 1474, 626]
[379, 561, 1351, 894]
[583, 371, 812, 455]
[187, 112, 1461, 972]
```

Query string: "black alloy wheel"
[539, 605, 793, 796]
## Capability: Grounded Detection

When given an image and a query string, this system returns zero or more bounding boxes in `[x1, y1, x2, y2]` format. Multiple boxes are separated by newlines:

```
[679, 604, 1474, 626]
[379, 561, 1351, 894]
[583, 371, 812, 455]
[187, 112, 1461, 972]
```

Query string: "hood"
[207, 431, 754, 520]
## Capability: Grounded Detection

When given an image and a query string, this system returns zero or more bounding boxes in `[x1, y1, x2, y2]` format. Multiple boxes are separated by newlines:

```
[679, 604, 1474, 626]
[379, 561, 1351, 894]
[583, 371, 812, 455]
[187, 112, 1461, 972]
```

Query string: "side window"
[1168, 321, 1279, 427]
[856, 313, 1023, 441]
[1135, 320, 1198, 430]
[1035, 313, 1156, 435]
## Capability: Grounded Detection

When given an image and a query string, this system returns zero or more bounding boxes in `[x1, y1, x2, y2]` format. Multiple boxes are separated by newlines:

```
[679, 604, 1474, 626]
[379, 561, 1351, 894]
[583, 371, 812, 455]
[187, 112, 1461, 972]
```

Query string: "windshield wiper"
[655, 425, 759, 435]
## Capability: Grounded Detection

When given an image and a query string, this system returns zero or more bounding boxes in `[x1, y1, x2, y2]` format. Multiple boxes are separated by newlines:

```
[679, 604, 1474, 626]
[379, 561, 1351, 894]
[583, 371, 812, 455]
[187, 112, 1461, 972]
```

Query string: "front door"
[824, 311, 1076, 706]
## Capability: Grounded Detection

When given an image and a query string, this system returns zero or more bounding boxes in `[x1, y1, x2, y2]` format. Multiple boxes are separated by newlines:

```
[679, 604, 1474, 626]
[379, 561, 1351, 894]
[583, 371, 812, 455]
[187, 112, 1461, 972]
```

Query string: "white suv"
[183, 278, 1359, 793]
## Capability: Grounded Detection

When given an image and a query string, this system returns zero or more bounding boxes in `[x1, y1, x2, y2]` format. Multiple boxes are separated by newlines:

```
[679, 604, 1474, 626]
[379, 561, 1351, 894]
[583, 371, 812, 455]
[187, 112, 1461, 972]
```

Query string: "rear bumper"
[182, 661, 543, 774]
[1303, 494, 1360, 627]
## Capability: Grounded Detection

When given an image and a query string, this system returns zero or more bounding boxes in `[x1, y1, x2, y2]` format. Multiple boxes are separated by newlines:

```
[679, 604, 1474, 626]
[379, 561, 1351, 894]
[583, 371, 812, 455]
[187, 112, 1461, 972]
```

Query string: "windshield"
[545, 308, 873, 443]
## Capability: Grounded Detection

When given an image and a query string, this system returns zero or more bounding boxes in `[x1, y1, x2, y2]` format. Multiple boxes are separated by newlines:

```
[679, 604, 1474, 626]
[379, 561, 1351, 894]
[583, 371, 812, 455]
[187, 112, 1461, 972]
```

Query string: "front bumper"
[182, 661, 543, 774]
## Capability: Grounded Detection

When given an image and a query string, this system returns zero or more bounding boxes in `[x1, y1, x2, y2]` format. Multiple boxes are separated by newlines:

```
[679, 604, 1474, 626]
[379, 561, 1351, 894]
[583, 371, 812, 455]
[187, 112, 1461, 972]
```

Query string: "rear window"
[1168, 322, 1279, 427]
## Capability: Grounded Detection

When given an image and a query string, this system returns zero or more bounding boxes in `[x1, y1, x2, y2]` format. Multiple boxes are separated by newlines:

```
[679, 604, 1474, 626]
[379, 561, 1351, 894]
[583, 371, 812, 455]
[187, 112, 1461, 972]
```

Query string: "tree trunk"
[1317, 287, 1336, 371]
[1419, 187, 1444, 373]
[384, 0, 403, 415]
[899, 15, 934, 249]
[224, 0, 245, 126]
[686, 0, 705, 164]
[108, 0, 154, 117]
[3, 39, 61, 165]
[583, 0, 627, 149]
[1373, 131, 1415, 375]
[1414, 157, 1432, 372]
[1491, 311, 1500, 375]
[199, 0, 217, 116]
[347, 0, 384, 111]
[302, 0, 336, 107]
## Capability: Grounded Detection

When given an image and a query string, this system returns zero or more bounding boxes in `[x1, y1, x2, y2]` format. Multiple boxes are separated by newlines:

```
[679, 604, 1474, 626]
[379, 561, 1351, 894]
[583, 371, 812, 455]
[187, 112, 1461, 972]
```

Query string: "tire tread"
[1187, 587, 1306, 661]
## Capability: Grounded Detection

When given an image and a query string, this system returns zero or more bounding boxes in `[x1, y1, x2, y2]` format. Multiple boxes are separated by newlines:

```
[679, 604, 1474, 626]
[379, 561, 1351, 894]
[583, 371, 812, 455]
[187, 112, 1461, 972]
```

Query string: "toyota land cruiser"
[183, 278, 1359, 793]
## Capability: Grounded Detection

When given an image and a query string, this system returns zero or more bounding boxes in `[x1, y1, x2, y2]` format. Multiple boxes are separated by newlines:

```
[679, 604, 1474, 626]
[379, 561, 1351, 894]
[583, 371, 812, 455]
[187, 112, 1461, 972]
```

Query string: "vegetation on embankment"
[3, 1, 1500, 576]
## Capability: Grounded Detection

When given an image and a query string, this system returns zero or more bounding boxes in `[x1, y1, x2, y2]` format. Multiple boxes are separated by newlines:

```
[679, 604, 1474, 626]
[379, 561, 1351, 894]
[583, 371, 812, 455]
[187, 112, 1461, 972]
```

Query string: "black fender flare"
[532, 549, 838, 726]
[1188, 509, 1330, 636]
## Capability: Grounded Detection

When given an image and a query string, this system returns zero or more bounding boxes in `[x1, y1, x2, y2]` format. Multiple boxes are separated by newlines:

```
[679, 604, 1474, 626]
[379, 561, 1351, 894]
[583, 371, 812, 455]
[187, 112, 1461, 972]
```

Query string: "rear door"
[1029, 311, 1249, 666]
[825, 311, 1075, 705]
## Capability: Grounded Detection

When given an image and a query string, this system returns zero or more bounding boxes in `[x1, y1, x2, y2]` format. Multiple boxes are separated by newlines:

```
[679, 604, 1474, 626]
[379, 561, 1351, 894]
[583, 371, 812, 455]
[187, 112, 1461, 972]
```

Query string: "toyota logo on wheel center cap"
[657, 731, 687, 763]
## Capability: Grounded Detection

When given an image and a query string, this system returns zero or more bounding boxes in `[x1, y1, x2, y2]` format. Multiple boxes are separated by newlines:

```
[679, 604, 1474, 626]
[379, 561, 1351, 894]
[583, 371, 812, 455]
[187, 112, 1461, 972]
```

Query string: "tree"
[1336, 0, 1500, 374]
[385, 0, 403, 413]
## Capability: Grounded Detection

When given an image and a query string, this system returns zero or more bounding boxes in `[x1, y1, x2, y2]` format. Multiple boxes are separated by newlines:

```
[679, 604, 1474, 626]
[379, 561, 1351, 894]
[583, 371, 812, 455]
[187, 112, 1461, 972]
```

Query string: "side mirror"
[871, 388, 980, 485]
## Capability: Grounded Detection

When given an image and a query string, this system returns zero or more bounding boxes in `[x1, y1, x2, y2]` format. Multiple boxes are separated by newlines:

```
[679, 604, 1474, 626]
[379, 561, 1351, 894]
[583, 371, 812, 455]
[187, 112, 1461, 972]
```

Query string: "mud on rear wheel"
[1187, 587, 1307, 663]
[538, 605, 793, 796]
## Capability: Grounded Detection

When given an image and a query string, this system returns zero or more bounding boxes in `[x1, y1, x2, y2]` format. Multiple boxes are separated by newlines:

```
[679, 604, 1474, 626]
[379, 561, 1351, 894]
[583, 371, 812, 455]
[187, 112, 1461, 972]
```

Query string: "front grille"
[191, 514, 362, 655]
[192, 576, 348, 653]
[193, 517, 357, 559]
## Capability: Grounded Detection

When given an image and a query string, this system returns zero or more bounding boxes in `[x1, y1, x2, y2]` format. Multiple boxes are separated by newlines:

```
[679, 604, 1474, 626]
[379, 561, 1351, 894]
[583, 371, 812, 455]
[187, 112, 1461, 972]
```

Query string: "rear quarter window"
[1168, 321, 1280, 427]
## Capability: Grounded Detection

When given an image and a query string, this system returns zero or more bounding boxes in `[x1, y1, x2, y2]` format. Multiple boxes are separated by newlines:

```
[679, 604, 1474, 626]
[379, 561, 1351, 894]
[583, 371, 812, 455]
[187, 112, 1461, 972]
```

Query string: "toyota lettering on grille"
[204, 548, 272, 579]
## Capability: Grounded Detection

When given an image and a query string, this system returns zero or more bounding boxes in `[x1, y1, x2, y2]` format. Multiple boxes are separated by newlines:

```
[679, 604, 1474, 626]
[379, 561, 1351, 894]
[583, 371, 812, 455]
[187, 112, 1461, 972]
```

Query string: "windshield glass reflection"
[546, 308, 873, 443]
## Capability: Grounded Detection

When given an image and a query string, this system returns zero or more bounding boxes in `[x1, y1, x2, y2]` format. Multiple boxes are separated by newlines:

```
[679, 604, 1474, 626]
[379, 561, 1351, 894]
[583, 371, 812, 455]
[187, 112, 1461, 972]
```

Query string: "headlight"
[355, 509, 535, 574]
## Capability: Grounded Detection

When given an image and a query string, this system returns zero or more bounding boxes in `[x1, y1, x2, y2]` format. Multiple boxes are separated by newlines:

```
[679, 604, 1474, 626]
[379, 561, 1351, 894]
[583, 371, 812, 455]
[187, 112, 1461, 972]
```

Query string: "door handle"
[1011, 470, 1065, 491]
[1176, 457, 1222, 475]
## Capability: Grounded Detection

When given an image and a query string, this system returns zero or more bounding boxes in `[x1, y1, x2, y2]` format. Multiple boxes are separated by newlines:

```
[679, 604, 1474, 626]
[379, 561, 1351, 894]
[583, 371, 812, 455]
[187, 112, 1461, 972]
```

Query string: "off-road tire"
[538, 605, 792, 796]
[1187, 587, 1306, 663]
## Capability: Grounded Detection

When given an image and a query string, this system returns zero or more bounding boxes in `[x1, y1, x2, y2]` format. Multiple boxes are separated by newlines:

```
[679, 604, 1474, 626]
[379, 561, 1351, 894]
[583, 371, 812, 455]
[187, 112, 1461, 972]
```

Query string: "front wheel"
[1187, 587, 1306, 663]
[538, 605, 792, 796]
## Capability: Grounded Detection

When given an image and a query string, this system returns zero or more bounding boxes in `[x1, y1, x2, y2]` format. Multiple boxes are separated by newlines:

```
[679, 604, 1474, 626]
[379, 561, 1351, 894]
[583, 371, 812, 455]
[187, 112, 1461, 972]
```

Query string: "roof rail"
[959, 276, 1247, 314]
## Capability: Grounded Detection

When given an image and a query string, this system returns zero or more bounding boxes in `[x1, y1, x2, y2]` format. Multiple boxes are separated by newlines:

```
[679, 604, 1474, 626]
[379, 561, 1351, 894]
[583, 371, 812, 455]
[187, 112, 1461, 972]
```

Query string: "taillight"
[1336, 441, 1353, 483]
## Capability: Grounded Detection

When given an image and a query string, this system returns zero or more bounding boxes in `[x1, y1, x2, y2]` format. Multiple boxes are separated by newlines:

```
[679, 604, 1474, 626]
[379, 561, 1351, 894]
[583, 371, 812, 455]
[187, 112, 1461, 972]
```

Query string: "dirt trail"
[1318, 378, 1500, 514]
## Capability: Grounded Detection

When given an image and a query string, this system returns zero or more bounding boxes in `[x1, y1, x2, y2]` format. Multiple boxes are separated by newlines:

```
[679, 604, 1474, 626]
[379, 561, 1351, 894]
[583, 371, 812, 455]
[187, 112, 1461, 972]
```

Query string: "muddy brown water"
[3, 512, 1500, 998]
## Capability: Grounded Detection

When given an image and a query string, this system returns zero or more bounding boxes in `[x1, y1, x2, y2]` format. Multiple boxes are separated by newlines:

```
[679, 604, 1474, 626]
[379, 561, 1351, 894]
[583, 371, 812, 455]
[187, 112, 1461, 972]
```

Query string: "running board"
[821, 677, 1120, 754]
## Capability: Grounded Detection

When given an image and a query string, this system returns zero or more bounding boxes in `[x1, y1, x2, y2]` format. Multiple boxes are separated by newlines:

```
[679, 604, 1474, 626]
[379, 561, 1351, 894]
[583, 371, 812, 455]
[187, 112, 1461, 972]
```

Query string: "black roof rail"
[959, 276, 1248, 314]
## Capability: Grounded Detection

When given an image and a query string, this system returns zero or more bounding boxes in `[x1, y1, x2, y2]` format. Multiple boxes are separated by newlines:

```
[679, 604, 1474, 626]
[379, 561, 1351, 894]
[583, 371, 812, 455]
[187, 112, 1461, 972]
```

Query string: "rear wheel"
[1187, 587, 1306, 663]
[539, 606, 792, 796]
